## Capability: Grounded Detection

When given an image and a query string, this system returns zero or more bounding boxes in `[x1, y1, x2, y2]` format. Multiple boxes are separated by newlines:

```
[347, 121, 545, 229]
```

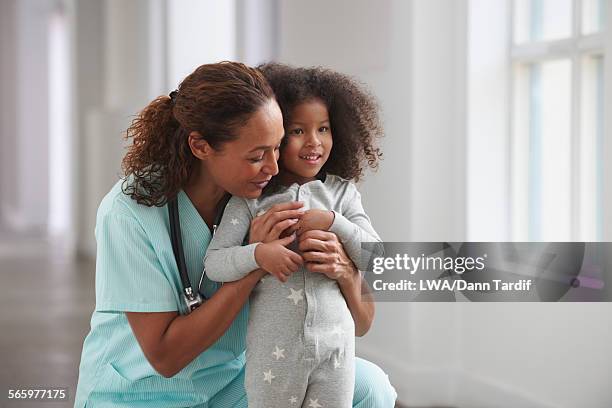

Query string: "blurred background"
[1, 0, 611, 407]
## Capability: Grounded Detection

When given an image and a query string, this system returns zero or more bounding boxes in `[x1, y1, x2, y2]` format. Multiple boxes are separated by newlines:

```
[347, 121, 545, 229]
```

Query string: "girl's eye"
[290, 128, 303, 135]
[319, 126, 329, 132]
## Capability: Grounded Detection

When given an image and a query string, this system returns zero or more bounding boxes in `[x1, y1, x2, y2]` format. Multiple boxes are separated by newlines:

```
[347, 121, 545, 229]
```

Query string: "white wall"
[279, 1, 612, 407]
[467, 0, 511, 241]
[605, 0, 612, 242]
[0, 0, 18, 231]
[0, 0, 53, 232]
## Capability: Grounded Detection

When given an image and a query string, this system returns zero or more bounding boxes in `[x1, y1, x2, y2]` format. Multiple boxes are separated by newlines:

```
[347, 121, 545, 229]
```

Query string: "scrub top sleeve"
[203, 196, 259, 283]
[95, 210, 178, 313]
[329, 183, 383, 272]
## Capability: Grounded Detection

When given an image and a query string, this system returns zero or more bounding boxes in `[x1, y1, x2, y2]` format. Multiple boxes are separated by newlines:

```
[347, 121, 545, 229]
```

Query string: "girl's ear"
[188, 131, 214, 160]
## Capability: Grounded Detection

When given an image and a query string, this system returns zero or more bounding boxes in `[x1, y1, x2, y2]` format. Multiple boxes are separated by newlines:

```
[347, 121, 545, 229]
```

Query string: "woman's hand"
[297, 230, 354, 283]
[298, 230, 375, 336]
[248, 201, 305, 244]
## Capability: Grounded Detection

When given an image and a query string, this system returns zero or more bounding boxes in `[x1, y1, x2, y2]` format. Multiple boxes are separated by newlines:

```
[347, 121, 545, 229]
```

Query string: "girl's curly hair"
[258, 63, 383, 185]
[121, 61, 275, 206]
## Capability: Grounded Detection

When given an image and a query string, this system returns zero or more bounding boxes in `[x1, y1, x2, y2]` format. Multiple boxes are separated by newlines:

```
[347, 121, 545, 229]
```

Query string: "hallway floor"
[0, 237, 95, 408]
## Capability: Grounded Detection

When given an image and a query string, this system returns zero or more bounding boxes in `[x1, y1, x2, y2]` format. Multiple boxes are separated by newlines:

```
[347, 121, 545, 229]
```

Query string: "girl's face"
[281, 99, 333, 185]
[203, 99, 285, 198]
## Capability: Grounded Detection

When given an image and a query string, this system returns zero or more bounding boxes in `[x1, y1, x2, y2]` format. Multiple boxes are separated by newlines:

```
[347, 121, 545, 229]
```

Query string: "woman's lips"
[252, 179, 270, 189]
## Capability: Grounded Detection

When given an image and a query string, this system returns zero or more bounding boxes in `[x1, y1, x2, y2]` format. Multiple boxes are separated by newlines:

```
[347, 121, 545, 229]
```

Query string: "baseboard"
[357, 344, 557, 408]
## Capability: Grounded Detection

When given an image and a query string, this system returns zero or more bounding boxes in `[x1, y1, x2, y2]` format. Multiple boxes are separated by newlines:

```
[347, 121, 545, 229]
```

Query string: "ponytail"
[121, 95, 193, 207]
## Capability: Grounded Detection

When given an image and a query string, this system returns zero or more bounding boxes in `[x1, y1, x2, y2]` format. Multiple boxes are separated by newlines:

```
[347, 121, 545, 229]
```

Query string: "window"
[511, 0, 606, 241]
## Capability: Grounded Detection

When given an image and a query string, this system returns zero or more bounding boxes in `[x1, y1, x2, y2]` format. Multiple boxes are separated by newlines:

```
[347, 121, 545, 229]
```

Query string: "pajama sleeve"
[204, 196, 260, 282]
[329, 182, 383, 272]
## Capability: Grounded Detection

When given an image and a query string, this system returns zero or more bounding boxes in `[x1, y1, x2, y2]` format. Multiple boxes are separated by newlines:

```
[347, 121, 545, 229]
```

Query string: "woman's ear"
[188, 131, 214, 160]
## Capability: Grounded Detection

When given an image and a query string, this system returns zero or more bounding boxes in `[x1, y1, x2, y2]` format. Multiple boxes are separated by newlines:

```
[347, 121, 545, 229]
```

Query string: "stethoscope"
[168, 193, 232, 314]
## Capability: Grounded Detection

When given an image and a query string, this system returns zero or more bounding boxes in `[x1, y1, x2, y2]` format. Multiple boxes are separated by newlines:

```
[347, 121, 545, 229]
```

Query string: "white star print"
[330, 325, 344, 337]
[308, 398, 322, 408]
[287, 288, 304, 305]
[333, 355, 341, 369]
[289, 396, 298, 404]
[230, 218, 239, 226]
[260, 276, 266, 283]
[272, 345, 285, 360]
[263, 369, 275, 384]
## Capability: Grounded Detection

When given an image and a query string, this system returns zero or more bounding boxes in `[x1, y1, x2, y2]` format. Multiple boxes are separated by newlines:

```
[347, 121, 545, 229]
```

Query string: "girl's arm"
[204, 197, 260, 282]
[327, 183, 383, 271]
[205, 197, 303, 283]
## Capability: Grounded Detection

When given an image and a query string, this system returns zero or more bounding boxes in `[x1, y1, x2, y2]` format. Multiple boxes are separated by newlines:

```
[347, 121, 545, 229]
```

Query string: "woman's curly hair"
[258, 63, 383, 185]
[121, 61, 274, 206]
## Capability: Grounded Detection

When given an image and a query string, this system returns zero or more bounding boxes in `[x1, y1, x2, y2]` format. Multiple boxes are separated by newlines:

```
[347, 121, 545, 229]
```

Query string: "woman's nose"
[262, 152, 279, 176]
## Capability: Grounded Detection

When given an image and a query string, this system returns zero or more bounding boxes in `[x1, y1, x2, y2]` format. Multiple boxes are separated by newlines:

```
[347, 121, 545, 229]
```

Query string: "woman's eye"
[249, 156, 264, 163]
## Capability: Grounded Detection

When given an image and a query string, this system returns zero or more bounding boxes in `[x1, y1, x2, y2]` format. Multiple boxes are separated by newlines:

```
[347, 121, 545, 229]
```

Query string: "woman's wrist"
[337, 261, 359, 289]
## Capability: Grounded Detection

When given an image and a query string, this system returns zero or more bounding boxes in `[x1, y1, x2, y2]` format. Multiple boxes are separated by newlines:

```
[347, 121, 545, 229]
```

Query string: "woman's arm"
[336, 256, 375, 337]
[298, 230, 375, 337]
[126, 268, 266, 378]
[126, 201, 306, 378]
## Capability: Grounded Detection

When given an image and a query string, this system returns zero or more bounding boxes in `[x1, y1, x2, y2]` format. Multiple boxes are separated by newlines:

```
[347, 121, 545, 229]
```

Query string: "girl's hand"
[293, 209, 334, 236]
[249, 201, 305, 244]
[254, 234, 304, 282]
[298, 230, 357, 284]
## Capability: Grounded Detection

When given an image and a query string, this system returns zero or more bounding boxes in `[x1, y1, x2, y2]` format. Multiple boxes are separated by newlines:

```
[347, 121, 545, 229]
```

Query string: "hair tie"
[169, 90, 178, 105]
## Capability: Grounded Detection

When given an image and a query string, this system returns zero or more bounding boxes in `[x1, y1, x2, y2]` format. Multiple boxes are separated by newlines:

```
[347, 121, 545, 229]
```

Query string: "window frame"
[509, 0, 608, 241]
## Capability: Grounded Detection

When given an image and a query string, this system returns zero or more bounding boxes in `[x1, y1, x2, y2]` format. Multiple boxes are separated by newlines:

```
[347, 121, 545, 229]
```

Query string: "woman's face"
[281, 99, 333, 184]
[206, 99, 285, 198]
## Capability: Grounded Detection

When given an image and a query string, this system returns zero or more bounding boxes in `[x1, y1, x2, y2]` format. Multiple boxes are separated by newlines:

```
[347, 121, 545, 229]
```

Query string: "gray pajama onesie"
[204, 174, 381, 408]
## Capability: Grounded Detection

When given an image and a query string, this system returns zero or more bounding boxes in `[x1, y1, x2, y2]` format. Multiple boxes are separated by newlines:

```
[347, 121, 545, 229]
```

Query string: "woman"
[74, 61, 397, 407]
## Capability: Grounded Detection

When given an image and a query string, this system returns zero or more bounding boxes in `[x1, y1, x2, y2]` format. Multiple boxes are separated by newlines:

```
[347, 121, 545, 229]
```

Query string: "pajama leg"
[244, 270, 311, 407]
[301, 348, 355, 408]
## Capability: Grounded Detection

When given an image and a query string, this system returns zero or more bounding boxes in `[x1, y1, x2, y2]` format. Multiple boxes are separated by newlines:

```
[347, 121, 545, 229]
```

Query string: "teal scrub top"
[74, 180, 249, 407]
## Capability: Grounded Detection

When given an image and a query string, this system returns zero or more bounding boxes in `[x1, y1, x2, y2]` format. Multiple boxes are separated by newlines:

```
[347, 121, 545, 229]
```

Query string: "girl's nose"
[305, 131, 322, 147]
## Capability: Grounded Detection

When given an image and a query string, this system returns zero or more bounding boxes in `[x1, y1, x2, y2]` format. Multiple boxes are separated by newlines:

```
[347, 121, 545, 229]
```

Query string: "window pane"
[512, 64, 531, 240]
[583, 0, 607, 34]
[579, 56, 604, 240]
[514, 0, 572, 43]
[536, 60, 572, 240]
[514, 60, 573, 240]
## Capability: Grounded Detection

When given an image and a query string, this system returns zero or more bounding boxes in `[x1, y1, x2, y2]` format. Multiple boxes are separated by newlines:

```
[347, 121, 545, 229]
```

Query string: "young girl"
[204, 63, 383, 407]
